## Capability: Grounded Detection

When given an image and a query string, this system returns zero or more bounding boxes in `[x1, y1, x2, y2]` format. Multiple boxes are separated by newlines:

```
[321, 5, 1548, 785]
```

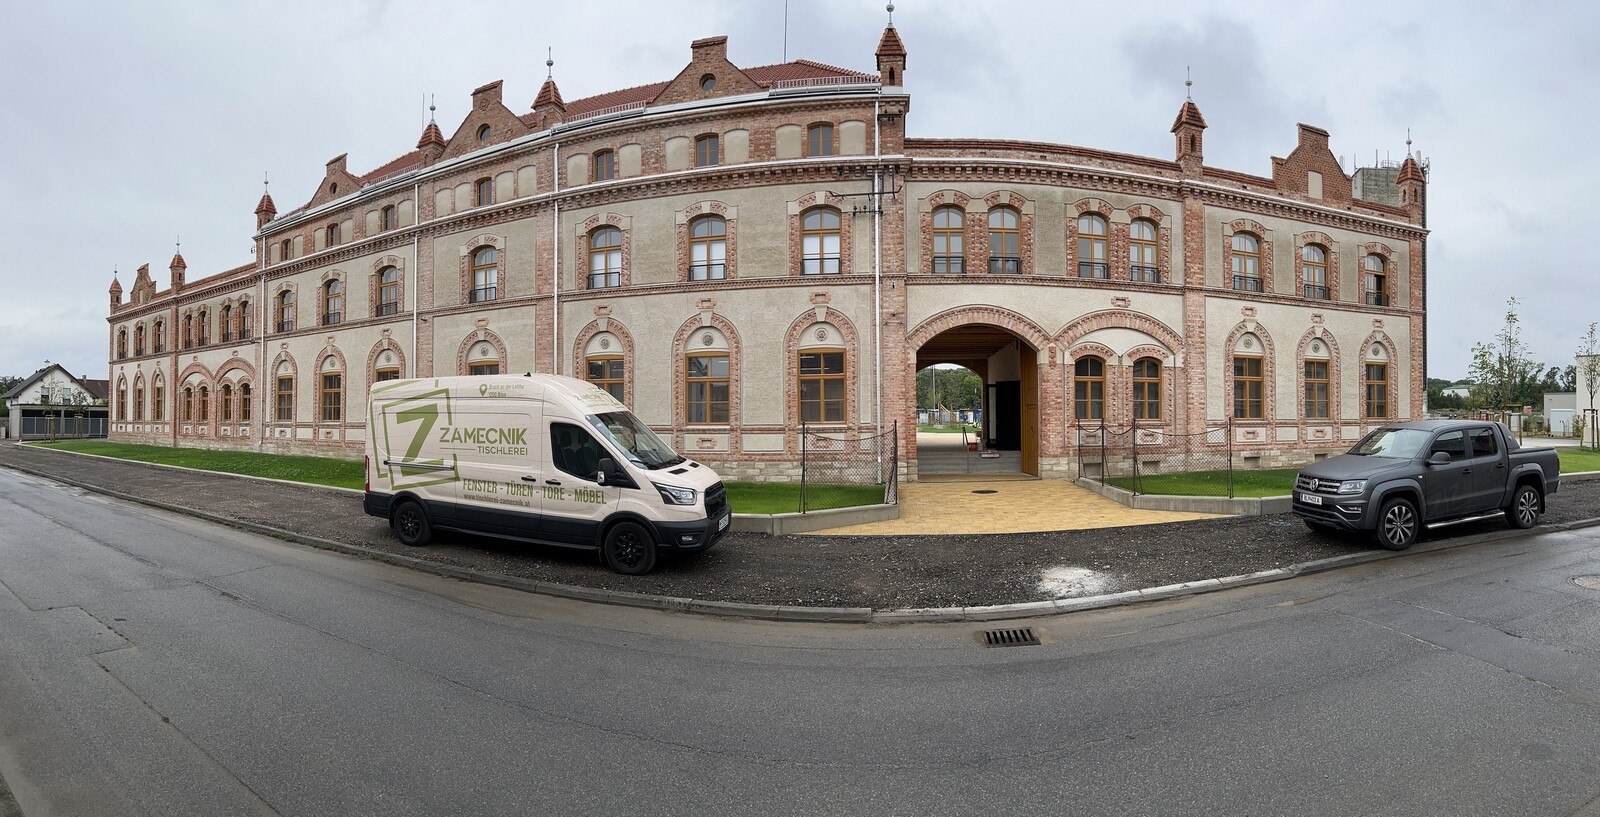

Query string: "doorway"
[914, 324, 1039, 478]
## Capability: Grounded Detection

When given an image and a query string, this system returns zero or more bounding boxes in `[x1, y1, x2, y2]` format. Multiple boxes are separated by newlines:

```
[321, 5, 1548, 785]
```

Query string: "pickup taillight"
[364, 455, 370, 493]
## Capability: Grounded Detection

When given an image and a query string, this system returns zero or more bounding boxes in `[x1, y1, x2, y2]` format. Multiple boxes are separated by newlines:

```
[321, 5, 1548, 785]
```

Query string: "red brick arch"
[671, 312, 743, 452]
[572, 318, 637, 407]
[1224, 321, 1277, 425]
[907, 305, 1052, 353]
[1053, 310, 1185, 355]
[784, 307, 861, 446]
[1296, 327, 1342, 431]
[1295, 231, 1340, 302]
[457, 328, 508, 375]
[366, 337, 407, 384]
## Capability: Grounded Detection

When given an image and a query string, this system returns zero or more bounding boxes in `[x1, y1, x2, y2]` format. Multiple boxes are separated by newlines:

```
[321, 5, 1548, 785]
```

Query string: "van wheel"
[1506, 484, 1541, 529]
[391, 500, 432, 547]
[603, 521, 657, 575]
[1375, 497, 1418, 551]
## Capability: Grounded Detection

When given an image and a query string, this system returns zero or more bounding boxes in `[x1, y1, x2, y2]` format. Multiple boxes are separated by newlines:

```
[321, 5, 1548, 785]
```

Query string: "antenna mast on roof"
[783, 0, 789, 62]
[546, 47, 554, 80]
[1185, 65, 1192, 101]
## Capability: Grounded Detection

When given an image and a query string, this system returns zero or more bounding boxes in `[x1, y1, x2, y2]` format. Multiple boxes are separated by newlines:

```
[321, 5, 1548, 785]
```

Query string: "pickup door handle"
[1495, 463, 1507, 470]
[1460, 468, 1472, 475]
[545, 479, 562, 486]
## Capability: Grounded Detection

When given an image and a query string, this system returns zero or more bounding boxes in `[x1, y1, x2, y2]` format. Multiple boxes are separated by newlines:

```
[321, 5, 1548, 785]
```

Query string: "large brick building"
[105, 22, 1429, 481]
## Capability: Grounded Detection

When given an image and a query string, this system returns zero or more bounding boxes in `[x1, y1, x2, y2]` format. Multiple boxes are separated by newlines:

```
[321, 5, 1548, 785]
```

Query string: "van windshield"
[587, 411, 684, 470]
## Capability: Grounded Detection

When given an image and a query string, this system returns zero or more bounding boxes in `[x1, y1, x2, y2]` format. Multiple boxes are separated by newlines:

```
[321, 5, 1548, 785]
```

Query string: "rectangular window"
[1364, 363, 1388, 419]
[695, 135, 719, 167]
[1304, 360, 1330, 420]
[1233, 356, 1264, 419]
[1132, 363, 1161, 421]
[133, 389, 145, 421]
[686, 354, 730, 424]
[797, 350, 845, 423]
[469, 362, 500, 376]
[376, 368, 401, 382]
[321, 373, 342, 422]
[807, 124, 834, 157]
[1468, 427, 1499, 459]
[275, 376, 293, 421]
[153, 386, 164, 421]
[586, 357, 625, 402]
[240, 385, 251, 421]
[221, 389, 232, 422]
[382, 206, 398, 231]
[594, 150, 616, 181]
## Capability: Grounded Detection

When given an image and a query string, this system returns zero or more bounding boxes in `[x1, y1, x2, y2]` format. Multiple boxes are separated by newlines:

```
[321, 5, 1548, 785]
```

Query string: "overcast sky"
[3, 0, 1595, 383]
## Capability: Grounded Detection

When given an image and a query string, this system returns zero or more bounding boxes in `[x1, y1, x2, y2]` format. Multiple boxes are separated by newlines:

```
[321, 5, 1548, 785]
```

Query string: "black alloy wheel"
[392, 500, 432, 547]
[1375, 497, 1418, 551]
[604, 521, 657, 575]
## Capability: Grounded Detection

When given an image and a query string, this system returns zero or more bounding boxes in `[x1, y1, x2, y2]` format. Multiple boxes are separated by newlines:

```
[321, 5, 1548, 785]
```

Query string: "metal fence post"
[1226, 417, 1235, 499]
[1131, 424, 1140, 495]
[799, 422, 808, 513]
[1098, 423, 1107, 485]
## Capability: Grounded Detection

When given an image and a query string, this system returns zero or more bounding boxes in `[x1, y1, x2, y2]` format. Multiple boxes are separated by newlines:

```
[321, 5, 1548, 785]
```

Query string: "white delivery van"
[363, 374, 730, 574]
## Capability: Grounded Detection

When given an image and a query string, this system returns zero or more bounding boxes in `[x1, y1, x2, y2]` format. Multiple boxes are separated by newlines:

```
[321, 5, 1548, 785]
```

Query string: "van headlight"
[653, 483, 697, 506]
[1337, 480, 1367, 495]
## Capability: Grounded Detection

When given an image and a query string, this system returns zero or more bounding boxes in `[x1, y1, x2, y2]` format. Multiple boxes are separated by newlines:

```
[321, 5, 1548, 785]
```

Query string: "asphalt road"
[3, 467, 1600, 816]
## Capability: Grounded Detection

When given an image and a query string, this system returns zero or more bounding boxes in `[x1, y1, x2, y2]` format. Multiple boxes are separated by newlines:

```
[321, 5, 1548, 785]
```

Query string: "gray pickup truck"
[1292, 420, 1560, 550]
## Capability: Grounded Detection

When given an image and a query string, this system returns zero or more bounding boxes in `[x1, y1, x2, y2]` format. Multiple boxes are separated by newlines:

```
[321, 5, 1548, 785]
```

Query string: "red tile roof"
[533, 78, 565, 110]
[1397, 155, 1425, 184]
[876, 26, 906, 58]
[1171, 100, 1207, 132]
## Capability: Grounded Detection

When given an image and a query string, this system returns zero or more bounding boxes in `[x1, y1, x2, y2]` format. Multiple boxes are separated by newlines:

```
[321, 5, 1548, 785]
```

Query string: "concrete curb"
[22, 441, 366, 495]
[1075, 477, 1291, 516]
[3, 457, 1597, 625]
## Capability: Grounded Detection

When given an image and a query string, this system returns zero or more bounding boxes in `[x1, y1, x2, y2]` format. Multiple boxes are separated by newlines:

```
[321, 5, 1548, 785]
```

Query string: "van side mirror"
[1427, 451, 1452, 466]
[597, 457, 616, 485]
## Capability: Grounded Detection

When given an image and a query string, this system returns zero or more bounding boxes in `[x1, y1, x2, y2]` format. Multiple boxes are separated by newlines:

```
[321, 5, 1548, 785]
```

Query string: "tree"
[0, 375, 21, 418]
[1579, 323, 1600, 449]
[1468, 297, 1542, 411]
[916, 366, 981, 411]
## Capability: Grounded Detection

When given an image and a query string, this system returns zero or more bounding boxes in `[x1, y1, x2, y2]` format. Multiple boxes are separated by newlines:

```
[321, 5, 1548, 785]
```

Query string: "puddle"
[1037, 565, 1113, 597]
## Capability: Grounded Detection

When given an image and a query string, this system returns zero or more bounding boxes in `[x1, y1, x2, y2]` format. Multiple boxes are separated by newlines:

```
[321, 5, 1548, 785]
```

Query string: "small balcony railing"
[322, 312, 342, 326]
[1364, 291, 1390, 306]
[376, 302, 399, 317]
[688, 263, 726, 281]
[469, 287, 498, 303]
[221, 331, 233, 343]
[183, 340, 193, 350]
[931, 257, 964, 274]
[988, 256, 1022, 275]
[1303, 284, 1330, 300]
[1077, 261, 1109, 279]
[277, 320, 295, 333]
[1129, 265, 1160, 283]
[153, 343, 165, 353]
[1233, 275, 1264, 293]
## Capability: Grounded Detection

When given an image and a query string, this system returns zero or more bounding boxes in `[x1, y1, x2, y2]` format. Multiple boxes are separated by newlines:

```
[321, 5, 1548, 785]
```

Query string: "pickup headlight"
[653, 482, 697, 506]
[1337, 480, 1367, 495]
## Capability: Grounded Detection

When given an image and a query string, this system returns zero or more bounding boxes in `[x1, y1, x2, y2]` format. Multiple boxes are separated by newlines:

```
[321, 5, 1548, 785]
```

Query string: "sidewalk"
[3, 441, 1597, 612]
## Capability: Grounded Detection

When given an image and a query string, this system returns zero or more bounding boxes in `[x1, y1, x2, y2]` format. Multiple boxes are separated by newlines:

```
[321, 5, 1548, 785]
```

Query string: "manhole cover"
[1574, 576, 1600, 591]
[972, 489, 999, 495]
[979, 627, 1040, 648]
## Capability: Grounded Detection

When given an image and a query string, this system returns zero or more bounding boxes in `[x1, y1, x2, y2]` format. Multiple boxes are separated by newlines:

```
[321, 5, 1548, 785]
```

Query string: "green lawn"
[31, 440, 884, 513]
[1104, 467, 1301, 498]
[1559, 448, 1600, 474]
[916, 423, 977, 434]
[33, 440, 363, 489]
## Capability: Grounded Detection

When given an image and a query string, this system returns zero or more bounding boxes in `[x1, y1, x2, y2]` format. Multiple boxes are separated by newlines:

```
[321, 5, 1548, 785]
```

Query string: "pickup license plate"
[717, 514, 729, 531]
[1300, 493, 1323, 506]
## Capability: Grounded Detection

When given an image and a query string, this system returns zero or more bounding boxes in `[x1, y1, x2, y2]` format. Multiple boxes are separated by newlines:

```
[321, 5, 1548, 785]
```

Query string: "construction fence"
[1076, 420, 1245, 498]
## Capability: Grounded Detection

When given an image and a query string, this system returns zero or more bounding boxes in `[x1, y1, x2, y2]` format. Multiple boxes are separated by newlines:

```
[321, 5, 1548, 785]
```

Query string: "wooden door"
[1020, 344, 1039, 475]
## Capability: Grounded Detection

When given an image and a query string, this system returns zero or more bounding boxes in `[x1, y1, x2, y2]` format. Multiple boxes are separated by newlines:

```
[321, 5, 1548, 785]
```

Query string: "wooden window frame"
[470, 247, 499, 302]
[1132, 358, 1161, 421]
[1364, 362, 1389, 419]
[240, 383, 251, 421]
[1363, 254, 1389, 306]
[468, 362, 500, 376]
[320, 372, 343, 423]
[694, 134, 720, 167]
[585, 356, 625, 402]
[593, 149, 616, 181]
[931, 206, 965, 274]
[1231, 233, 1263, 292]
[1129, 219, 1159, 283]
[1302, 244, 1329, 299]
[474, 177, 493, 208]
[152, 382, 165, 421]
[1076, 213, 1109, 279]
[1073, 356, 1105, 421]
[277, 291, 296, 332]
[117, 385, 127, 421]
[326, 223, 340, 247]
[220, 384, 233, 422]
[588, 227, 623, 289]
[988, 207, 1021, 274]
[134, 325, 145, 356]
[275, 376, 293, 422]
[1304, 359, 1331, 420]
[220, 305, 233, 343]
[1233, 355, 1264, 420]
[133, 384, 145, 421]
[377, 267, 401, 316]
[797, 348, 846, 424]
[800, 208, 842, 275]
[153, 320, 165, 353]
[381, 205, 397, 231]
[117, 330, 127, 359]
[323, 279, 343, 326]
[687, 216, 727, 281]
[806, 123, 835, 157]
[196, 385, 209, 423]
[375, 367, 401, 383]
[685, 352, 730, 425]
[196, 310, 209, 346]
[279, 239, 292, 261]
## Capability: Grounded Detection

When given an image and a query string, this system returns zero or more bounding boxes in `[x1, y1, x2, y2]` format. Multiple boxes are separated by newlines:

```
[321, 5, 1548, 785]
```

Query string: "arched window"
[798, 348, 846, 423]
[275, 374, 294, 421]
[1304, 358, 1331, 420]
[133, 378, 145, 421]
[588, 228, 623, 288]
[117, 330, 128, 359]
[801, 208, 841, 275]
[153, 319, 165, 353]
[220, 383, 233, 422]
[988, 207, 1021, 274]
[152, 376, 165, 421]
[1231, 233, 1262, 292]
[694, 134, 719, 167]
[326, 223, 341, 246]
[1363, 254, 1389, 306]
[377, 267, 400, 315]
[323, 280, 343, 325]
[593, 149, 617, 181]
[239, 383, 251, 421]
[1233, 353, 1264, 419]
[931, 206, 965, 274]
[196, 385, 209, 423]
[470, 247, 499, 302]
[182, 314, 193, 349]
[474, 177, 493, 207]
[182, 387, 193, 421]
[277, 290, 296, 332]
[1129, 219, 1159, 283]
[586, 356, 624, 401]
[117, 381, 127, 420]
[1073, 356, 1105, 420]
[686, 352, 730, 424]
[381, 205, 397, 231]
[806, 123, 834, 157]
[688, 216, 727, 281]
[1077, 214, 1108, 279]
[1132, 358, 1161, 421]
[1302, 245, 1329, 300]
[476, 123, 491, 142]
[220, 305, 233, 342]
[196, 309, 209, 346]
[1365, 345, 1390, 419]
[134, 324, 145, 356]
[279, 239, 292, 261]
[320, 366, 343, 422]
[239, 301, 250, 340]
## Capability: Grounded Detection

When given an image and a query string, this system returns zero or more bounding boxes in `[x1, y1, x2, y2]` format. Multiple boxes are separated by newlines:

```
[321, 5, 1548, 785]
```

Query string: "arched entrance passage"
[909, 311, 1050, 478]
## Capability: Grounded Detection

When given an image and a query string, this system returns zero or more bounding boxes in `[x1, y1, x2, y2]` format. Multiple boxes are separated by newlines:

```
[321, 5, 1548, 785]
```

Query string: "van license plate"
[717, 514, 729, 531]
[1300, 493, 1323, 505]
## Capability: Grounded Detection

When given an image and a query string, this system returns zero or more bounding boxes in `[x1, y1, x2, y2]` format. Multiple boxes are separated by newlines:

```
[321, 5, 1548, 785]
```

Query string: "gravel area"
[5, 442, 1597, 610]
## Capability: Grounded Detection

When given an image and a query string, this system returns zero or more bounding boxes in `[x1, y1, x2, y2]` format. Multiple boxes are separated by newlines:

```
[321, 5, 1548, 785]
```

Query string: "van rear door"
[542, 417, 619, 546]
[447, 399, 545, 539]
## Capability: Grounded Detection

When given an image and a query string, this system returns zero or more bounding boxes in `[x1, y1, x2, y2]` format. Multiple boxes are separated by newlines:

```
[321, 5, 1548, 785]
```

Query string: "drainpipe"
[552, 142, 561, 375]
[872, 98, 883, 477]
[257, 249, 266, 452]
[411, 181, 420, 377]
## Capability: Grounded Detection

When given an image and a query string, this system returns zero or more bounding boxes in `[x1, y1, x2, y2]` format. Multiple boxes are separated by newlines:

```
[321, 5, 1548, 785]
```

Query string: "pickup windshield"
[1349, 428, 1431, 459]
[587, 411, 684, 470]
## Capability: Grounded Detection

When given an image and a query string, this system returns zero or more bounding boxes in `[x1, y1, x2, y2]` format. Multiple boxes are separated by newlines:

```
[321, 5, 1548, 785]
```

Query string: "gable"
[440, 80, 533, 162]
[1271, 124, 1352, 204]
[650, 36, 765, 108]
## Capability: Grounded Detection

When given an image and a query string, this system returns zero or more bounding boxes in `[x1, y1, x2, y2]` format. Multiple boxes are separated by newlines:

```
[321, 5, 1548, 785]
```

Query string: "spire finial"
[428, 94, 436, 123]
[886, 2, 894, 26]
[1185, 66, 1192, 101]
[176, 235, 181, 255]
[263, 171, 269, 192]
[1405, 127, 1413, 157]
[546, 47, 554, 80]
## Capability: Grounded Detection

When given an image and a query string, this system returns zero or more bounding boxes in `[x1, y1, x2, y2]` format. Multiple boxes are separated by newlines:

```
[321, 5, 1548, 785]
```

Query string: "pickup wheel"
[391, 500, 432, 547]
[1374, 497, 1418, 551]
[1506, 484, 1542, 529]
[603, 521, 657, 575]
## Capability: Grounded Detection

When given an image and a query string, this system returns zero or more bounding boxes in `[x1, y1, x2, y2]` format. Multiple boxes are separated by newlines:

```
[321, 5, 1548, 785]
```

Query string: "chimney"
[691, 35, 728, 63]
[471, 79, 504, 111]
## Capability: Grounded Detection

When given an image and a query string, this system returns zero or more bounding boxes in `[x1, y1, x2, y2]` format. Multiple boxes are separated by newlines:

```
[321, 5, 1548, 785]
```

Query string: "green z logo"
[397, 403, 438, 462]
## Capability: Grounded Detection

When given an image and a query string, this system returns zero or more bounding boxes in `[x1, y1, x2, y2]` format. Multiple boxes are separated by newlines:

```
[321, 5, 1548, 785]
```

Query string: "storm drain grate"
[981, 627, 1041, 648]
[972, 489, 999, 495]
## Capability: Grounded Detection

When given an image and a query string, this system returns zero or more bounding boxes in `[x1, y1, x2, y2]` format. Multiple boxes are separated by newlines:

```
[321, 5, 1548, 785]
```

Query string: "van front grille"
[705, 481, 727, 517]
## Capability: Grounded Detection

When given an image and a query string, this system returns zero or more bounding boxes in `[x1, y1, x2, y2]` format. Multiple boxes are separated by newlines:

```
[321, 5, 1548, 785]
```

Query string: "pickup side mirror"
[597, 456, 616, 485]
[1426, 451, 1452, 466]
